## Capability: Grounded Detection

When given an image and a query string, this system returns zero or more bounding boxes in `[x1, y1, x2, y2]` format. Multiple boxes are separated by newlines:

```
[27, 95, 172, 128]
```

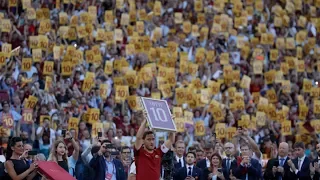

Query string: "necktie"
[298, 159, 302, 170]
[226, 159, 230, 172]
[179, 159, 183, 168]
[188, 167, 192, 176]
[280, 158, 285, 166]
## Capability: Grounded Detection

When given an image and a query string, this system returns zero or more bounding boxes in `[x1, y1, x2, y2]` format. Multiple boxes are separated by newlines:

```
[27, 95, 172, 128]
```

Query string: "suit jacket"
[292, 156, 311, 180]
[233, 158, 262, 180]
[264, 157, 295, 180]
[196, 158, 208, 171]
[312, 158, 320, 180]
[203, 168, 224, 180]
[173, 155, 186, 170]
[174, 166, 203, 180]
[89, 155, 126, 180]
[222, 157, 238, 180]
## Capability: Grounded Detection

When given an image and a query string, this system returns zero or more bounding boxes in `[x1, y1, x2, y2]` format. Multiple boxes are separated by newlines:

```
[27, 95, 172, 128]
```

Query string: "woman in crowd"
[47, 131, 79, 177]
[4, 137, 38, 180]
[203, 153, 225, 180]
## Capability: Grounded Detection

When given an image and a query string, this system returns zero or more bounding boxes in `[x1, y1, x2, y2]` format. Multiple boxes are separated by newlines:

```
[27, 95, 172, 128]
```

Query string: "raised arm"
[134, 117, 147, 150]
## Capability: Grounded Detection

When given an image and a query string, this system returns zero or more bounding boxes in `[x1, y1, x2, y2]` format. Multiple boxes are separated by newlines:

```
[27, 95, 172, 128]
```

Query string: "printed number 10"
[150, 107, 167, 122]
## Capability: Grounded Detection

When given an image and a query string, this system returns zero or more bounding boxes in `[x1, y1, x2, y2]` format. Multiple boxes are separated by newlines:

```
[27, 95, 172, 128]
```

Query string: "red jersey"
[134, 146, 164, 180]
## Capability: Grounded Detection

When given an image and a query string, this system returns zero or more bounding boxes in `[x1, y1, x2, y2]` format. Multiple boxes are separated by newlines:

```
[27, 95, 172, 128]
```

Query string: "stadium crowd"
[1, 0, 320, 179]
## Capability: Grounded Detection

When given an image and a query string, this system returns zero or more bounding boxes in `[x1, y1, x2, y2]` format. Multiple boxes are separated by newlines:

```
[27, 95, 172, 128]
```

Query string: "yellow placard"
[127, 95, 142, 111]
[215, 123, 226, 139]
[303, 79, 312, 93]
[299, 105, 308, 120]
[1, 19, 11, 32]
[61, 62, 72, 76]
[24, 96, 38, 109]
[43, 61, 54, 75]
[175, 88, 185, 105]
[99, 84, 108, 99]
[195, 121, 205, 136]
[68, 118, 79, 131]
[226, 127, 236, 140]
[44, 76, 52, 91]
[21, 58, 32, 72]
[212, 107, 224, 121]
[314, 100, 320, 114]
[240, 75, 251, 89]
[311, 120, 320, 134]
[27, 8, 36, 19]
[39, 19, 51, 34]
[281, 121, 292, 136]
[115, 85, 129, 103]
[32, 49, 42, 62]
[174, 118, 185, 133]
[92, 122, 103, 137]
[256, 111, 266, 126]
[88, 109, 100, 124]
[82, 78, 94, 93]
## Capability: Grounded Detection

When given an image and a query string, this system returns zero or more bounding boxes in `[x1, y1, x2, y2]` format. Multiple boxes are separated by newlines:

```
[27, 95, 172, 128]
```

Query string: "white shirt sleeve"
[160, 144, 169, 153]
[129, 162, 136, 174]
[36, 127, 43, 135]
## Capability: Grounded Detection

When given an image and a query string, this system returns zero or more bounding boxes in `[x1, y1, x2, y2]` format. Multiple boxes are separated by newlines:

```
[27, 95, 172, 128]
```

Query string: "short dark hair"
[240, 144, 250, 150]
[101, 140, 112, 145]
[196, 149, 203, 153]
[121, 146, 130, 153]
[188, 146, 196, 152]
[142, 131, 154, 139]
[204, 144, 214, 150]
[293, 142, 305, 149]
[186, 151, 196, 158]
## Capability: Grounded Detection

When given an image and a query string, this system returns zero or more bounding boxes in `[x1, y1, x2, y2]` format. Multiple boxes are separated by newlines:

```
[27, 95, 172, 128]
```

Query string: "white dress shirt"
[176, 155, 184, 167]
[206, 157, 211, 168]
[278, 156, 288, 166]
[186, 164, 194, 176]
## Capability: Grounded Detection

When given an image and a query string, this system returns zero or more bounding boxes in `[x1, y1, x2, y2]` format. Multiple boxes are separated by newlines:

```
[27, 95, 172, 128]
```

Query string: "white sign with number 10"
[140, 97, 177, 132]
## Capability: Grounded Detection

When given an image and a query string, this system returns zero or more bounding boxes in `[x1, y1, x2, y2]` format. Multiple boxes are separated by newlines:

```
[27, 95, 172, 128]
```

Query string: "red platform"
[38, 161, 76, 180]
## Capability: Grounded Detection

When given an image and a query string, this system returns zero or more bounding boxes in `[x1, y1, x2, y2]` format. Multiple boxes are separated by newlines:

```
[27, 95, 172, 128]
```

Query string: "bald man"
[264, 142, 295, 180]
[222, 142, 237, 180]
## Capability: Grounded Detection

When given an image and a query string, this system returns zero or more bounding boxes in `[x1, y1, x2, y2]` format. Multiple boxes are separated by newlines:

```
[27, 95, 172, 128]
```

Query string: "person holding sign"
[134, 111, 175, 180]
[0, 101, 22, 137]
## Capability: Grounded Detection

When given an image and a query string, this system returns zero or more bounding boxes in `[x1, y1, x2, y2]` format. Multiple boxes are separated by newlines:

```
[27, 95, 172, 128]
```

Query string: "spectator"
[89, 140, 126, 180]
[47, 131, 79, 177]
[4, 137, 38, 180]
[203, 153, 225, 180]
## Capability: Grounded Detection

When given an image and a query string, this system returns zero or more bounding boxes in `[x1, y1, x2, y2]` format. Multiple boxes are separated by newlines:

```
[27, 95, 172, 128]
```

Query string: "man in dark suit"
[311, 143, 320, 180]
[233, 144, 262, 180]
[287, 142, 311, 180]
[222, 142, 237, 180]
[89, 140, 126, 180]
[174, 152, 203, 180]
[173, 140, 186, 170]
[264, 142, 295, 180]
[196, 144, 214, 171]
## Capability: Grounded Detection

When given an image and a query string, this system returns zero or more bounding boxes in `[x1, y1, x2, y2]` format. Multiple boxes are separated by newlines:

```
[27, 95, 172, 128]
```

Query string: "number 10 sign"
[140, 97, 177, 132]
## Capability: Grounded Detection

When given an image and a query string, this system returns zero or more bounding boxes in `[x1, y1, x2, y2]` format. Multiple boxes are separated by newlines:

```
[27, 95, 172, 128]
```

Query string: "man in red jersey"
[134, 114, 175, 180]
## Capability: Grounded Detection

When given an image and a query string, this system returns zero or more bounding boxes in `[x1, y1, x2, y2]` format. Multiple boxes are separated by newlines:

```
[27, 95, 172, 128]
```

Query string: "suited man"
[89, 140, 126, 180]
[287, 142, 311, 180]
[174, 152, 203, 180]
[197, 144, 214, 171]
[311, 143, 320, 180]
[264, 142, 295, 180]
[233, 144, 262, 180]
[222, 142, 237, 180]
[174, 140, 186, 170]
